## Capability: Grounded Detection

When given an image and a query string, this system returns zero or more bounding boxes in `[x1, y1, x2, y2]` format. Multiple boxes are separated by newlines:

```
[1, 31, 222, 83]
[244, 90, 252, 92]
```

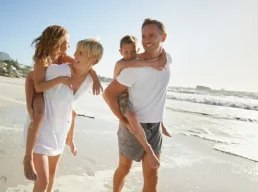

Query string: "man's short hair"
[142, 18, 166, 34]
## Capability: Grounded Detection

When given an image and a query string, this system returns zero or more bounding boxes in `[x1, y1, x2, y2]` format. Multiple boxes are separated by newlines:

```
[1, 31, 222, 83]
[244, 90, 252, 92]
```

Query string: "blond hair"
[120, 35, 137, 49]
[32, 25, 68, 67]
[142, 18, 166, 34]
[77, 39, 104, 64]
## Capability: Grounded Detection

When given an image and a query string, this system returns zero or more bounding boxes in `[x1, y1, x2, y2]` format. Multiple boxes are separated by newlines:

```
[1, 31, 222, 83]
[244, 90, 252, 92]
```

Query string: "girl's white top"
[24, 64, 92, 156]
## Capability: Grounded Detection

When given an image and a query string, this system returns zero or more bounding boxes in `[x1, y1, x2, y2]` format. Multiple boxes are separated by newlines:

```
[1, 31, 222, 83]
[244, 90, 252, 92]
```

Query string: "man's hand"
[157, 49, 167, 69]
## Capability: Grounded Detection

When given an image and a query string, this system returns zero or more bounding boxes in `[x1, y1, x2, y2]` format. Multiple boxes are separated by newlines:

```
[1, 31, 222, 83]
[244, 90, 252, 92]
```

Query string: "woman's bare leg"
[47, 154, 62, 192]
[33, 153, 49, 192]
[125, 110, 160, 169]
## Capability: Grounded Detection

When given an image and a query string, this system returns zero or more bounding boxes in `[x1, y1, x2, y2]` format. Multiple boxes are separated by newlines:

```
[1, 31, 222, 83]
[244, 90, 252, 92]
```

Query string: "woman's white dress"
[24, 64, 92, 156]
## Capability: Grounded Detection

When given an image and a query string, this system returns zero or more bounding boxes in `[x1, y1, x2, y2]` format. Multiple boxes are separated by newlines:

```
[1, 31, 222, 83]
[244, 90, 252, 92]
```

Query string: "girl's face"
[59, 33, 70, 55]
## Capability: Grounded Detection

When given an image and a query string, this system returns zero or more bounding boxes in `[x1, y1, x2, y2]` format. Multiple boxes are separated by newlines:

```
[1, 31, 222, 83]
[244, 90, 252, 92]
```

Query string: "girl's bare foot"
[23, 156, 37, 181]
[66, 139, 77, 156]
[161, 123, 171, 137]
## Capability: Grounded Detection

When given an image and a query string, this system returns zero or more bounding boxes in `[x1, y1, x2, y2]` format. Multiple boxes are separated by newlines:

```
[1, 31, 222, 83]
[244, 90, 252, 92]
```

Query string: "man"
[103, 18, 172, 192]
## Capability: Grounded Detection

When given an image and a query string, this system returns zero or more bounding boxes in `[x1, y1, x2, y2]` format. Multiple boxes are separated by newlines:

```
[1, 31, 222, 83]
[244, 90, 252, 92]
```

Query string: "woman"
[24, 25, 103, 192]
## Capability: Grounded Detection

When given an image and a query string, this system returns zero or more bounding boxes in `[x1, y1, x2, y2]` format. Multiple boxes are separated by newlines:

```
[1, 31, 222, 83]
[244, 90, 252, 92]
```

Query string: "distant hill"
[0, 51, 113, 81]
[0, 52, 12, 61]
[0, 52, 32, 78]
[98, 75, 112, 83]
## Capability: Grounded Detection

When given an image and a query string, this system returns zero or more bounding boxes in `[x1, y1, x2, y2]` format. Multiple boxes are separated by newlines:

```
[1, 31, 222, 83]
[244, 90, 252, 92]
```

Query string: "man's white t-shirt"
[116, 53, 172, 123]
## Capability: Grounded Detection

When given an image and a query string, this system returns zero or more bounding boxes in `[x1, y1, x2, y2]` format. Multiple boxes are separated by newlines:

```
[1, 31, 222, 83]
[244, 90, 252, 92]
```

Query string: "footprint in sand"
[0, 150, 4, 160]
[88, 158, 96, 164]
[80, 156, 96, 164]
[104, 184, 112, 190]
[0, 176, 7, 184]
[86, 171, 94, 177]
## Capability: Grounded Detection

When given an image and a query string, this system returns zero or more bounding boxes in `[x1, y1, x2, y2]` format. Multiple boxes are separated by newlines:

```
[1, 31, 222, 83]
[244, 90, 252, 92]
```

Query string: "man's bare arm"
[103, 80, 129, 126]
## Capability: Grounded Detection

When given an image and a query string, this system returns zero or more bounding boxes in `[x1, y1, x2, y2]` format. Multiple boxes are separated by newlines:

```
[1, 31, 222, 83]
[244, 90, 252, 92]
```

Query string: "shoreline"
[0, 76, 258, 192]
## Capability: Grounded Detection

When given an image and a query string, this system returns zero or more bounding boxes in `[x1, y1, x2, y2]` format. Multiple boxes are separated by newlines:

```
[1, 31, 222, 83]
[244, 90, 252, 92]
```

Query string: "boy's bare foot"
[145, 145, 160, 168]
[161, 123, 171, 137]
[66, 139, 77, 156]
[23, 156, 37, 181]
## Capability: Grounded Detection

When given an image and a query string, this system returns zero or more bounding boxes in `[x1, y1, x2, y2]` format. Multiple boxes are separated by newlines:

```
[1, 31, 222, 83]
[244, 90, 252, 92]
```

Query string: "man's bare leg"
[66, 110, 77, 156]
[125, 111, 160, 169]
[113, 154, 133, 192]
[142, 153, 160, 192]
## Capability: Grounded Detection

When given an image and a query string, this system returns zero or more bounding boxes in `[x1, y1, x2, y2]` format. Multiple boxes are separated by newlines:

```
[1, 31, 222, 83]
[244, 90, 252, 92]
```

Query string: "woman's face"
[59, 34, 70, 55]
[73, 45, 93, 70]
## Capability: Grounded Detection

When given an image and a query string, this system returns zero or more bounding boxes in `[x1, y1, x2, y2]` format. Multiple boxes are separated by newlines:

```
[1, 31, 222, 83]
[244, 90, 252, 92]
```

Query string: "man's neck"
[143, 48, 163, 60]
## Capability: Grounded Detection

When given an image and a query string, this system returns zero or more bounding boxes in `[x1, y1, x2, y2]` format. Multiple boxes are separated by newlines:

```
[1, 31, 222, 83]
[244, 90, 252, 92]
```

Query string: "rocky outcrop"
[0, 60, 32, 78]
[0, 52, 12, 61]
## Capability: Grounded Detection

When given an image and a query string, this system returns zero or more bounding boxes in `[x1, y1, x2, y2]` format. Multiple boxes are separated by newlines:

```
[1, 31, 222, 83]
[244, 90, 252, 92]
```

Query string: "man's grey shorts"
[117, 122, 162, 162]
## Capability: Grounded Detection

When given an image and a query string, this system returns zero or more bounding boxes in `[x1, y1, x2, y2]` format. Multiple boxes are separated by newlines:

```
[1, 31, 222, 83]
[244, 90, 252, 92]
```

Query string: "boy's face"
[119, 43, 139, 61]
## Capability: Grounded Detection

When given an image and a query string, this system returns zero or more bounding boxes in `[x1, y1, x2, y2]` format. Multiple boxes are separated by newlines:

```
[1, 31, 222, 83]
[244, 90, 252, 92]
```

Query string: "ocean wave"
[167, 95, 258, 111]
[181, 131, 258, 162]
[166, 107, 258, 123]
[168, 87, 258, 100]
[181, 132, 239, 145]
[213, 144, 258, 163]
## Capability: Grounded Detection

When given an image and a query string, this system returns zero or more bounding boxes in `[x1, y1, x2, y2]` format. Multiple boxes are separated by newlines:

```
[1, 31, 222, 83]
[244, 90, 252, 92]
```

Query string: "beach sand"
[0, 76, 258, 192]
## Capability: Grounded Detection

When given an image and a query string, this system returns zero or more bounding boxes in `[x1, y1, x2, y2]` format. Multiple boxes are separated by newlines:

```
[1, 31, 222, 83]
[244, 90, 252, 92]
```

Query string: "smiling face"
[141, 24, 166, 54]
[73, 39, 104, 71]
[73, 45, 94, 70]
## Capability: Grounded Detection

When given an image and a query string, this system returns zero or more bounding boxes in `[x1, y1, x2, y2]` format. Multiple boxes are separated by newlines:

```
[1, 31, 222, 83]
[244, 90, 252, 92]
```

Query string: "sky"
[0, 0, 257, 92]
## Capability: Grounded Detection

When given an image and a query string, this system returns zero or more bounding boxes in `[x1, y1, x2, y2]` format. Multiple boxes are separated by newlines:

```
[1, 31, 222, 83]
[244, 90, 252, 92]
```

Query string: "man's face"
[141, 24, 166, 53]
